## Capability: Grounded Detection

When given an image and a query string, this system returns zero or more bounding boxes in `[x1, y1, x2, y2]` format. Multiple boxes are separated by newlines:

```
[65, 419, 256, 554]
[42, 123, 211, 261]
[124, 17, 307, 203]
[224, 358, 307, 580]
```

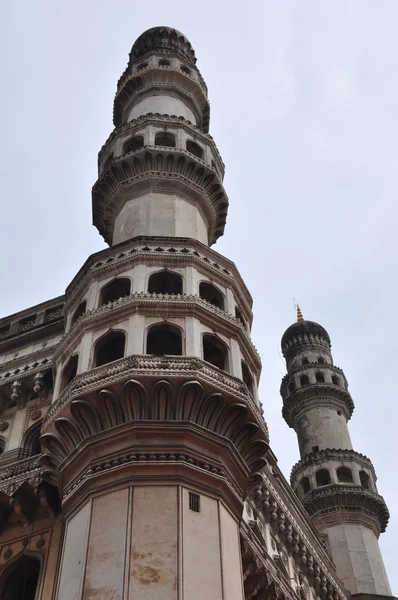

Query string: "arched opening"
[103, 154, 114, 171]
[316, 469, 331, 487]
[0, 555, 40, 600]
[332, 375, 340, 387]
[301, 477, 311, 495]
[300, 375, 309, 387]
[148, 271, 183, 295]
[180, 65, 191, 75]
[23, 422, 42, 457]
[235, 307, 246, 328]
[60, 354, 78, 392]
[186, 140, 204, 159]
[158, 59, 170, 66]
[71, 301, 86, 326]
[155, 132, 176, 147]
[360, 470, 370, 489]
[316, 372, 325, 383]
[302, 358, 309, 366]
[146, 324, 182, 356]
[337, 466, 353, 483]
[288, 382, 295, 394]
[241, 361, 254, 394]
[199, 282, 224, 310]
[94, 331, 126, 367]
[0, 437, 5, 456]
[203, 335, 229, 371]
[317, 357, 325, 364]
[123, 135, 144, 154]
[99, 278, 131, 306]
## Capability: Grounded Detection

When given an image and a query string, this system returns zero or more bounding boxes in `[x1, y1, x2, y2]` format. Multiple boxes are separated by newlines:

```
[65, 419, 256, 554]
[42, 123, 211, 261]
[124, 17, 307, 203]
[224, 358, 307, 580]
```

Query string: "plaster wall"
[113, 193, 209, 246]
[325, 522, 391, 595]
[128, 96, 197, 124]
[295, 407, 353, 457]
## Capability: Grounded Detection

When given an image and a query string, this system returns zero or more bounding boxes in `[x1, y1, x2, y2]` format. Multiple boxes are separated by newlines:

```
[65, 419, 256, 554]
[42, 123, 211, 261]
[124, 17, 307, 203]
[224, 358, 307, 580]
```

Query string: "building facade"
[0, 27, 393, 600]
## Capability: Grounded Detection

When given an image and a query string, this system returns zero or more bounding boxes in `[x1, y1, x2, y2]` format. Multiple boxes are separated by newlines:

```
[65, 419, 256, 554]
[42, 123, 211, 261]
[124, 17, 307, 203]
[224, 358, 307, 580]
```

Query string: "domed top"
[130, 27, 197, 65]
[281, 319, 331, 354]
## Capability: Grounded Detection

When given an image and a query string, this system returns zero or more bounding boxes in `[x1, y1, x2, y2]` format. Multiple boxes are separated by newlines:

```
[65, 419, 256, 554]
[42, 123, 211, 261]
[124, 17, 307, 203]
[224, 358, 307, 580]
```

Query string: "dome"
[281, 319, 331, 355]
[130, 27, 197, 65]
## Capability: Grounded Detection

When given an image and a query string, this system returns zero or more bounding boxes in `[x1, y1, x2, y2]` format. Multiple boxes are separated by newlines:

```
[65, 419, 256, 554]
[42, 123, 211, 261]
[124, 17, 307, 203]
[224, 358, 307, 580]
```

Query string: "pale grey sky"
[0, 0, 397, 590]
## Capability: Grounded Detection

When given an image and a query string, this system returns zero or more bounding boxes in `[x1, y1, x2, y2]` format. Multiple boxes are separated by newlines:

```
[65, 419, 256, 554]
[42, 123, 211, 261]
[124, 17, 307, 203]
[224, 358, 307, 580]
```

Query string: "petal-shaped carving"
[152, 380, 175, 420]
[70, 399, 101, 437]
[231, 422, 259, 450]
[97, 388, 123, 429]
[216, 403, 247, 438]
[176, 381, 204, 422]
[197, 392, 224, 429]
[40, 433, 69, 464]
[122, 380, 148, 420]
[54, 418, 82, 453]
[242, 439, 269, 468]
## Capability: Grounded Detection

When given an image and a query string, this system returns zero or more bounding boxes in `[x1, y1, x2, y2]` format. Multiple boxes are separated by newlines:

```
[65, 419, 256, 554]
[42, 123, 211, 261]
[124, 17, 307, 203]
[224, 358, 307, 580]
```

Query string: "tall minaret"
[280, 308, 392, 596]
[41, 27, 267, 600]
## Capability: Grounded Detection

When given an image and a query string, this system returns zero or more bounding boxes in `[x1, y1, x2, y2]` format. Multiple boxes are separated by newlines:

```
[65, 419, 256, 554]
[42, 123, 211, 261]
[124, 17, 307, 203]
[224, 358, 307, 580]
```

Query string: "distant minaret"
[280, 308, 392, 596]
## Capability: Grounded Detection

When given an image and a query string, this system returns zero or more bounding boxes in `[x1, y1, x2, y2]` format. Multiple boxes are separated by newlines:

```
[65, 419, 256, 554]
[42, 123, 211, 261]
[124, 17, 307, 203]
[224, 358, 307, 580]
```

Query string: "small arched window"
[301, 477, 311, 495]
[199, 282, 224, 310]
[0, 555, 40, 600]
[316, 469, 331, 487]
[241, 361, 254, 394]
[302, 358, 309, 366]
[288, 382, 295, 394]
[94, 331, 126, 367]
[316, 372, 325, 383]
[158, 59, 170, 66]
[337, 466, 353, 483]
[186, 140, 204, 159]
[123, 135, 144, 154]
[203, 335, 229, 371]
[155, 132, 176, 147]
[148, 271, 183, 295]
[300, 375, 309, 387]
[71, 301, 86, 326]
[332, 375, 340, 387]
[60, 354, 78, 392]
[359, 470, 370, 490]
[99, 278, 131, 306]
[317, 357, 325, 364]
[147, 324, 182, 356]
[23, 422, 42, 457]
[235, 307, 246, 328]
[180, 65, 191, 75]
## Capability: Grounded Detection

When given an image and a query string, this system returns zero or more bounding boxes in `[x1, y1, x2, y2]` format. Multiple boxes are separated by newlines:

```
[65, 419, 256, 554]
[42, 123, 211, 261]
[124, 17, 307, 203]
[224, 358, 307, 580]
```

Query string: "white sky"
[0, 0, 396, 591]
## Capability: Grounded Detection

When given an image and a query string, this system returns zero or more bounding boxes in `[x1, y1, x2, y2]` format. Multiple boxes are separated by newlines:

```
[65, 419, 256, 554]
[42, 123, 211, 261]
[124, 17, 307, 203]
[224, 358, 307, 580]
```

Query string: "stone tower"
[280, 307, 392, 596]
[40, 27, 268, 599]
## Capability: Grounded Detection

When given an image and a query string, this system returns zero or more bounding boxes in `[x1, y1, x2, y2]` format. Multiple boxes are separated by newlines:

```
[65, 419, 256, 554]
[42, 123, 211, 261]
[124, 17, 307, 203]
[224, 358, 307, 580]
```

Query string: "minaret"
[40, 27, 267, 599]
[280, 308, 392, 596]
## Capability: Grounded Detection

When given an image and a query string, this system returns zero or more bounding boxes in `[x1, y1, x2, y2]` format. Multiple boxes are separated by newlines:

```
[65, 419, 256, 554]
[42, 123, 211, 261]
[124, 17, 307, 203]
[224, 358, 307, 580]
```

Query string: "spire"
[296, 304, 304, 322]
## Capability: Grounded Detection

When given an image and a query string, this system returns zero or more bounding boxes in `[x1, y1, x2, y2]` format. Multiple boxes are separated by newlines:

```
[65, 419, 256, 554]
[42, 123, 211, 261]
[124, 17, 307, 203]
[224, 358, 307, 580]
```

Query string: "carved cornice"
[291, 449, 375, 481]
[92, 146, 228, 245]
[302, 485, 389, 533]
[280, 363, 348, 393]
[282, 385, 354, 426]
[0, 354, 54, 387]
[0, 455, 41, 497]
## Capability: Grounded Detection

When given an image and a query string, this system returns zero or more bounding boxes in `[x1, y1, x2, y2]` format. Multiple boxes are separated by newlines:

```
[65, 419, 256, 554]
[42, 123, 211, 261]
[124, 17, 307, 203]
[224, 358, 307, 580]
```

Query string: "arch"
[60, 354, 78, 392]
[199, 282, 224, 310]
[123, 135, 144, 154]
[146, 323, 183, 356]
[235, 307, 246, 328]
[186, 140, 204, 159]
[360, 470, 370, 489]
[94, 331, 126, 367]
[155, 131, 176, 147]
[301, 476, 311, 495]
[0, 436, 5, 455]
[148, 270, 183, 295]
[180, 65, 191, 75]
[71, 300, 86, 326]
[23, 421, 42, 456]
[158, 59, 170, 66]
[99, 278, 131, 306]
[316, 372, 325, 383]
[302, 357, 309, 366]
[203, 334, 229, 371]
[317, 357, 326, 364]
[0, 554, 41, 600]
[316, 469, 331, 487]
[103, 153, 114, 171]
[288, 382, 295, 394]
[300, 375, 309, 387]
[337, 466, 353, 483]
[332, 375, 340, 387]
[241, 361, 254, 394]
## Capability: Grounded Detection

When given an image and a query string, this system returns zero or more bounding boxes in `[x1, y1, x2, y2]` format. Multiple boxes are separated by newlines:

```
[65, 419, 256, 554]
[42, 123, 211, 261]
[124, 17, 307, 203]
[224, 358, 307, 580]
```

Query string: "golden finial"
[297, 304, 304, 322]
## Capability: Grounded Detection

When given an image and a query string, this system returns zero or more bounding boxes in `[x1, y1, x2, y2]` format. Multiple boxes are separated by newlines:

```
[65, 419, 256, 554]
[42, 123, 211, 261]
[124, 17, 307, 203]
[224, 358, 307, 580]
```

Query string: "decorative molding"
[291, 449, 376, 480]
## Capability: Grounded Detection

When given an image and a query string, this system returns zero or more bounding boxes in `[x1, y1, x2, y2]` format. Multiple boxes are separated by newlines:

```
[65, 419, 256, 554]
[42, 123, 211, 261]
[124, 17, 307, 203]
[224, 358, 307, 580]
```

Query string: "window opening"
[337, 466, 353, 483]
[148, 271, 183, 295]
[316, 469, 331, 487]
[241, 361, 254, 394]
[124, 135, 144, 154]
[199, 282, 224, 310]
[155, 132, 176, 147]
[359, 470, 370, 489]
[203, 334, 228, 371]
[71, 301, 86, 326]
[100, 278, 131, 306]
[94, 331, 125, 367]
[189, 492, 200, 512]
[301, 477, 311, 494]
[60, 354, 78, 392]
[186, 140, 204, 159]
[147, 324, 182, 356]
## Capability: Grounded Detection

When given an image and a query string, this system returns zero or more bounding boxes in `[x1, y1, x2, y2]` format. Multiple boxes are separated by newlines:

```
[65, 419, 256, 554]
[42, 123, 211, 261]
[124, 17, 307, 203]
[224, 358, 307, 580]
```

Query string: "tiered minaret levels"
[280, 308, 391, 596]
[41, 27, 268, 599]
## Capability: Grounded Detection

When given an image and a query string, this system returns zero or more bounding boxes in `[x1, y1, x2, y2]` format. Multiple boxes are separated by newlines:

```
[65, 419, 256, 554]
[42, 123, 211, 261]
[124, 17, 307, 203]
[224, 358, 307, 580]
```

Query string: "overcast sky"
[0, 0, 397, 591]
